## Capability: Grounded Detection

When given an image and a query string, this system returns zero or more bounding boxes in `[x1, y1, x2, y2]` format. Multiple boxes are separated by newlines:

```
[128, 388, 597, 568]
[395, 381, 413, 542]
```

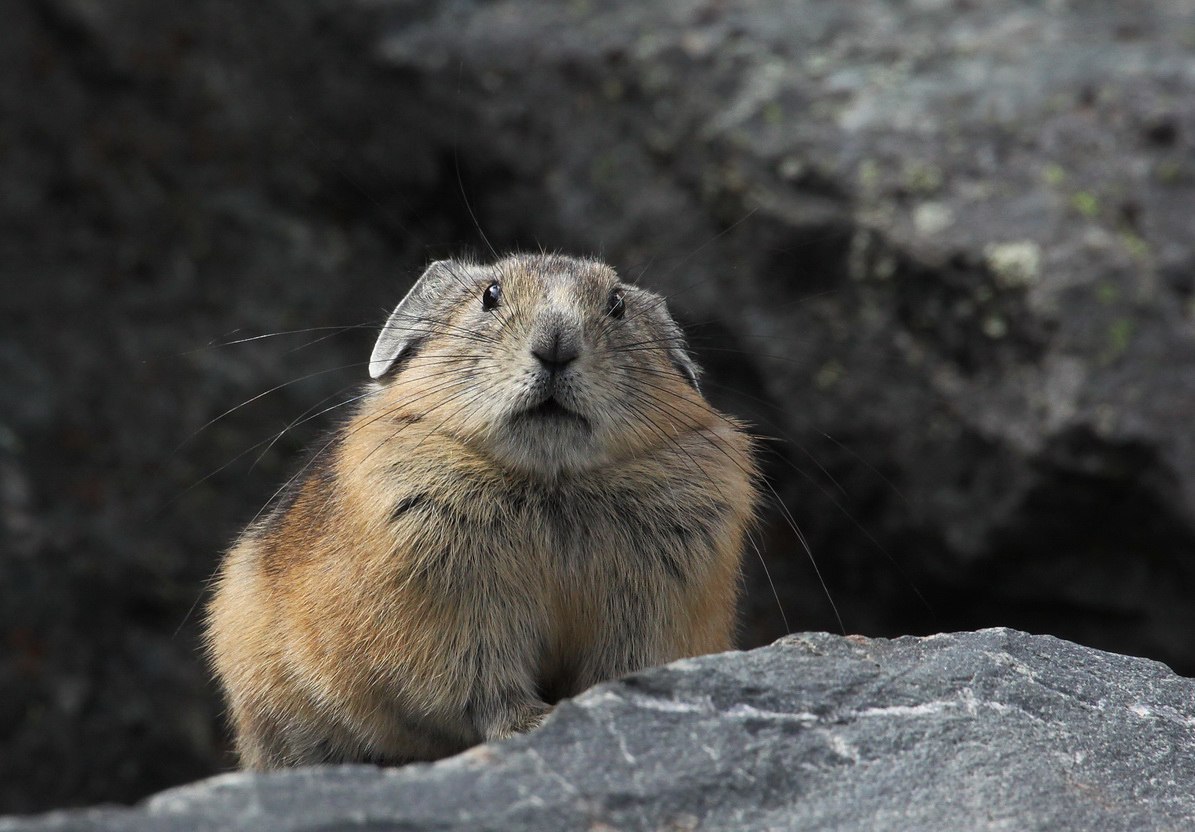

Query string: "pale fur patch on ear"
[369, 260, 459, 380]
[659, 299, 701, 391]
[671, 349, 701, 391]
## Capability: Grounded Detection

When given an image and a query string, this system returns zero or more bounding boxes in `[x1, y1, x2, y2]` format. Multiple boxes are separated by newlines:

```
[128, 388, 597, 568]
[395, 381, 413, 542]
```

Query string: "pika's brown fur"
[205, 253, 757, 768]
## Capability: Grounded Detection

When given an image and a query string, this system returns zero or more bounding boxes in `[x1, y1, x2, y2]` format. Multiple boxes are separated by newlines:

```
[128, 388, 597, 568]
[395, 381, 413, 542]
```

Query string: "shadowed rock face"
[3, 0, 1195, 814]
[3, 630, 1194, 831]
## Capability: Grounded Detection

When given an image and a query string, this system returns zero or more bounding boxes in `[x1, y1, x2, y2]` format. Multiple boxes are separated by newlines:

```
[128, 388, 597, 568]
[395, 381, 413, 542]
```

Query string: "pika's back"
[206, 253, 758, 769]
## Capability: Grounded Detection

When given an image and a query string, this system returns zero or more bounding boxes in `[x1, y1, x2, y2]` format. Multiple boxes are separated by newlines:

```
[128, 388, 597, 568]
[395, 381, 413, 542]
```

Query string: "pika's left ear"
[670, 346, 701, 392]
[660, 302, 701, 391]
[369, 260, 457, 380]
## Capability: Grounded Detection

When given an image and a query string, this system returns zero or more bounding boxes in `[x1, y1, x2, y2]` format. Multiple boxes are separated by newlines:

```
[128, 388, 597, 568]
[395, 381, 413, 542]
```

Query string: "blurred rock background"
[1, 0, 1193, 815]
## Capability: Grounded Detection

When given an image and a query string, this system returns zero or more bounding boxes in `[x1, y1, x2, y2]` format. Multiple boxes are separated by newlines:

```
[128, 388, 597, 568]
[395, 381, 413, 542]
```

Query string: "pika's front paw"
[484, 700, 552, 742]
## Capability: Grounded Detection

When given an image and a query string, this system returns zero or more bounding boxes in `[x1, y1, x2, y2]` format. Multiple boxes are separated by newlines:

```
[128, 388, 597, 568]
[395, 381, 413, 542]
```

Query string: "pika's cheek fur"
[204, 253, 758, 769]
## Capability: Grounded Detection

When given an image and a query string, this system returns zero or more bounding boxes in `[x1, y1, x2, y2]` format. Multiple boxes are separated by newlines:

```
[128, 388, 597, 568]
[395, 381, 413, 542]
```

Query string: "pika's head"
[368, 253, 709, 477]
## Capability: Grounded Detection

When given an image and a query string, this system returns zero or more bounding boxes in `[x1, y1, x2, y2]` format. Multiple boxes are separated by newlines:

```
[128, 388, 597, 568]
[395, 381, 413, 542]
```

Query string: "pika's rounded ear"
[661, 305, 701, 391]
[670, 346, 701, 392]
[369, 260, 457, 380]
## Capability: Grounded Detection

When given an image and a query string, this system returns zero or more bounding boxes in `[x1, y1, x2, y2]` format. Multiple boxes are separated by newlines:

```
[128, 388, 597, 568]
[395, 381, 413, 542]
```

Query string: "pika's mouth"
[516, 397, 590, 429]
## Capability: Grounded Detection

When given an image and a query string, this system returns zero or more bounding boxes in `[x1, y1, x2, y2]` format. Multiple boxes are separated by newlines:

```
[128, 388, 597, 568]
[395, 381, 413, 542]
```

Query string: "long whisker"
[167, 365, 458, 511]
[173, 362, 370, 454]
[176, 324, 379, 356]
[169, 385, 369, 637]
[634, 366, 849, 497]
[640, 205, 760, 294]
[247, 369, 488, 527]
[603, 380, 792, 633]
[249, 386, 372, 473]
[453, 61, 499, 262]
[629, 363, 931, 619]
[355, 376, 496, 469]
[747, 529, 789, 633]
[604, 381, 779, 619]
[819, 431, 910, 507]
[610, 376, 844, 634]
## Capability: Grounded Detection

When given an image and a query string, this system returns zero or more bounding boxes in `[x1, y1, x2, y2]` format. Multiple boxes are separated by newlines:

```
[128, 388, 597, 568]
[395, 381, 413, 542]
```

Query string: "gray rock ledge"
[4, 629, 1192, 832]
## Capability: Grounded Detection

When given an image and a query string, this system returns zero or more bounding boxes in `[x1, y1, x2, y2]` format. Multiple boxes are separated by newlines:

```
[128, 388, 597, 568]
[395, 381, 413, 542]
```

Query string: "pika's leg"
[457, 631, 553, 743]
[229, 701, 292, 769]
[572, 574, 735, 695]
[229, 690, 347, 769]
[471, 694, 552, 742]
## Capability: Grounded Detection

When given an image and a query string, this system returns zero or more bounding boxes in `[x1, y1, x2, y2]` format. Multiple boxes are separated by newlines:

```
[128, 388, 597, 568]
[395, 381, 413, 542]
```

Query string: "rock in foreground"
[3, 629, 1192, 832]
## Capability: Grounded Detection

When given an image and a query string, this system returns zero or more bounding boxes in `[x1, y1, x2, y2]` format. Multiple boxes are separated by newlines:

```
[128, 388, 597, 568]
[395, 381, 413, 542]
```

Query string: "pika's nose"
[531, 328, 580, 371]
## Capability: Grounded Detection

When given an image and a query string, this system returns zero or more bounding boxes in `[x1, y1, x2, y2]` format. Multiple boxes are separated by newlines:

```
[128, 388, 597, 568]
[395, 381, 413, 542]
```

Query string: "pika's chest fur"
[376, 467, 727, 611]
[377, 472, 727, 695]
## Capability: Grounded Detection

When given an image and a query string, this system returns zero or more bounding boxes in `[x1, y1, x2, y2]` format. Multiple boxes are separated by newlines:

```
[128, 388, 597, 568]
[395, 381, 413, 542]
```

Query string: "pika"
[205, 253, 758, 768]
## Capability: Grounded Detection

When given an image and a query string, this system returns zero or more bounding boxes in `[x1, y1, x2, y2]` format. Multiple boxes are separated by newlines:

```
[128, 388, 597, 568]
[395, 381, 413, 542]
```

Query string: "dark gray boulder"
[3, 629, 1192, 832]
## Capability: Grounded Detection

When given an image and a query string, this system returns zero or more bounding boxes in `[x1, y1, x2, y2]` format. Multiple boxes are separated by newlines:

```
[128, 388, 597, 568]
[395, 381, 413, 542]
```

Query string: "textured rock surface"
[4, 0, 1195, 813]
[3, 630, 1194, 832]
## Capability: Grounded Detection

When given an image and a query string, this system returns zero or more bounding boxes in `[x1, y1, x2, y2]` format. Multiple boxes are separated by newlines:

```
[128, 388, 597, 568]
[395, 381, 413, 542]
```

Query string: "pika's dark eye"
[482, 281, 501, 311]
[606, 288, 626, 319]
